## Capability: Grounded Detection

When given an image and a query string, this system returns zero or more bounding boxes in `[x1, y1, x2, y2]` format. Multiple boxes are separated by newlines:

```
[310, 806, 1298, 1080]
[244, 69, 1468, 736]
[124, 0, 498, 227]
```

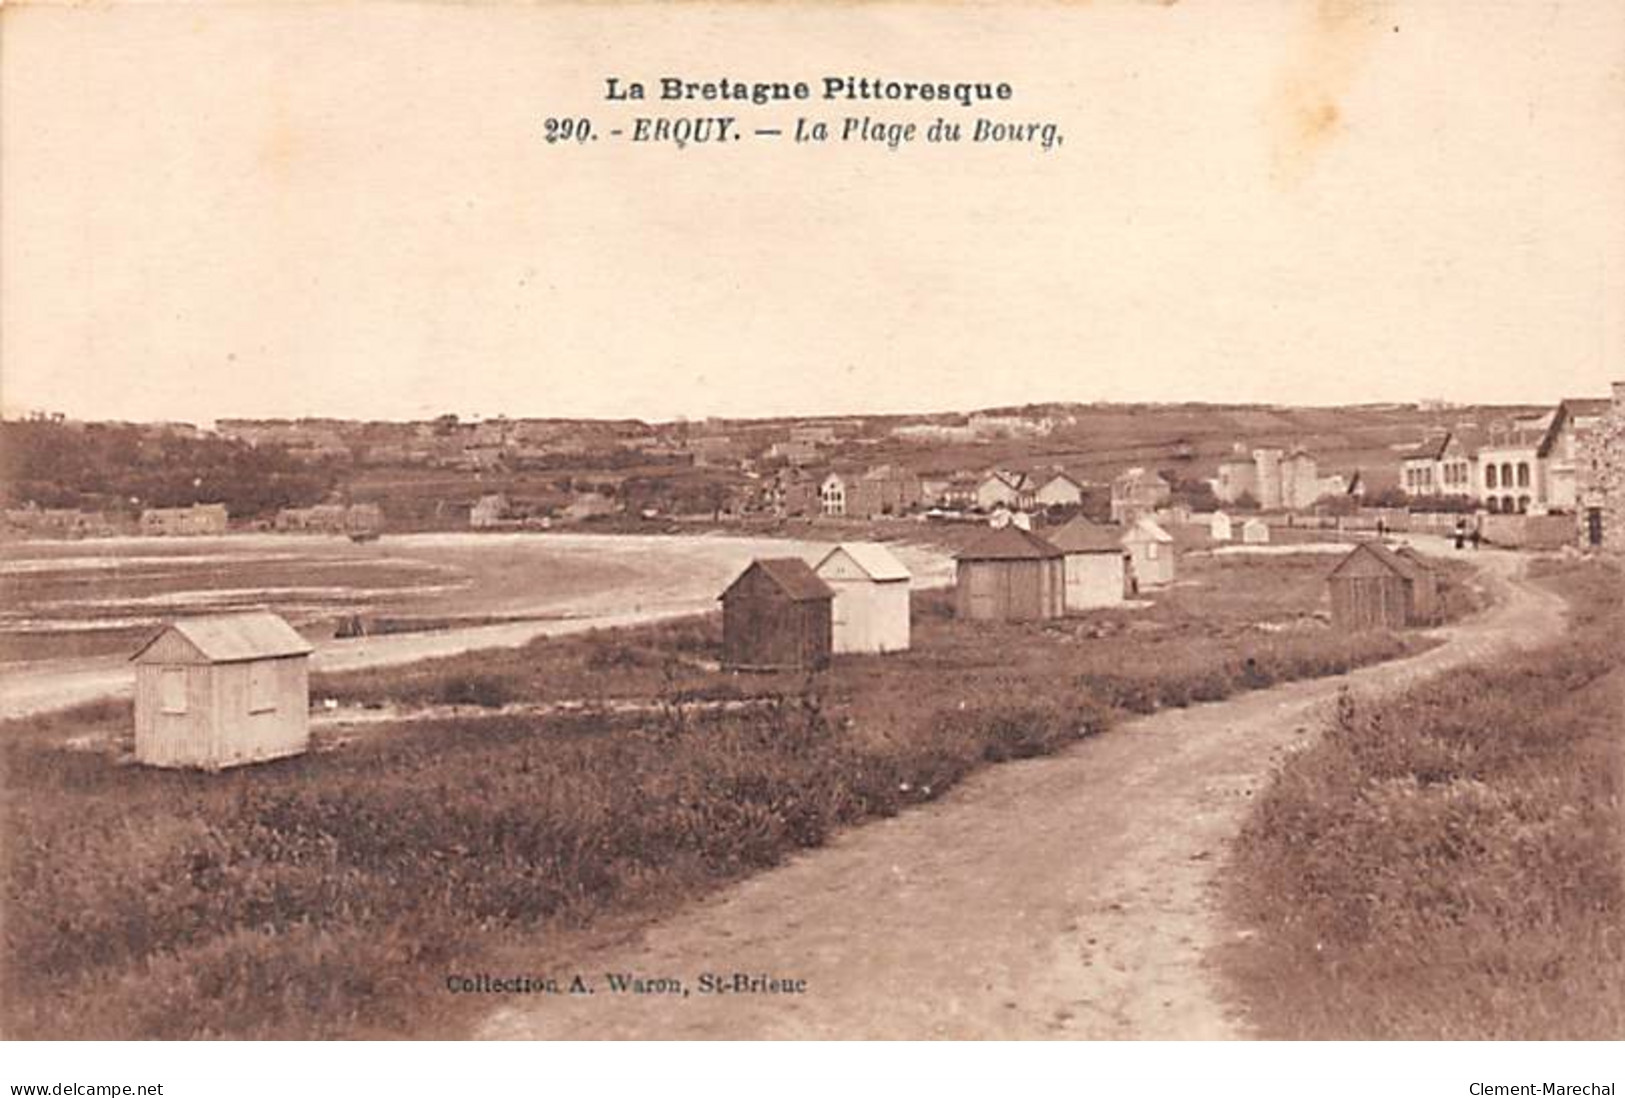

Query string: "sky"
[3, 0, 1623, 424]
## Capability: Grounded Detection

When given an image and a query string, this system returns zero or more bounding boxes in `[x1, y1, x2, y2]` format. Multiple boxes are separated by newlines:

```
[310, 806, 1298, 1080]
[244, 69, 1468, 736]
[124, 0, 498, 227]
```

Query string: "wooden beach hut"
[719, 558, 835, 671]
[814, 542, 912, 654]
[954, 526, 1065, 622]
[1209, 511, 1233, 542]
[1327, 542, 1433, 630]
[131, 611, 314, 770]
[1047, 516, 1129, 611]
[1241, 517, 1271, 544]
[1120, 516, 1176, 588]
[1392, 544, 1440, 625]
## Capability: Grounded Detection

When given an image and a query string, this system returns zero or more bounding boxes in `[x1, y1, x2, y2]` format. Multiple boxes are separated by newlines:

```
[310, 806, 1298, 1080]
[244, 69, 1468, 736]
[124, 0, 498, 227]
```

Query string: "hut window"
[248, 663, 277, 714]
[159, 669, 187, 714]
[1147, 542, 1159, 560]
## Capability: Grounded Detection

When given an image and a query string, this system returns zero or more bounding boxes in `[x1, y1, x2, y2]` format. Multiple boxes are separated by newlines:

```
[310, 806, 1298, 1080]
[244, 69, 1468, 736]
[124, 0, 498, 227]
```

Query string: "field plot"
[0, 548, 1459, 1039]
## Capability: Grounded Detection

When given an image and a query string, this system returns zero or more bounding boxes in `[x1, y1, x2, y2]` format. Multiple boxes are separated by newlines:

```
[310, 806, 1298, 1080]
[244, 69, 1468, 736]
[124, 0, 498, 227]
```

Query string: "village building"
[975, 471, 1035, 513]
[1477, 438, 1541, 514]
[1327, 542, 1434, 631]
[1538, 397, 1613, 511]
[1241, 517, 1271, 544]
[275, 503, 349, 533]
[1047, 517, 1129, 610]
[819, 471, 850, 517]
[139, 503, 229, 536]
[1034, 472, 1087, 509]
[1109, 468, 1171, 523]
[814, 543, 912, 654]
[2, 506, 118, 539]
[1402, 429, 1481, 499]
[1212, 457, 1258, 505]
[1120, 516, 1176, 588]
[846, 465, 923, 518]
[770, 470, 821, 518]
[954, 526, 1065, 621]
[563, 491, 619, 522]
[768, 439, 820, 466]
[789, 424, 839, 446]
[130, 611, 314, 770]
[1208, 510, 1233, 542]
[470, 493, 510, 528]
[719, 558, 835, 672]
[1577, 382, 1625, 552]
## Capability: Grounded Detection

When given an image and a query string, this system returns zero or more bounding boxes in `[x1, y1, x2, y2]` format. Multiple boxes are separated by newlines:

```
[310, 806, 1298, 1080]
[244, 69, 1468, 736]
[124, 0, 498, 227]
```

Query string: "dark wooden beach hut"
[719, 558, 835, 672]
[1392, 545, 1440, 624]
[1327, 542, 1433, 630]
[954, 526, 1066, 622]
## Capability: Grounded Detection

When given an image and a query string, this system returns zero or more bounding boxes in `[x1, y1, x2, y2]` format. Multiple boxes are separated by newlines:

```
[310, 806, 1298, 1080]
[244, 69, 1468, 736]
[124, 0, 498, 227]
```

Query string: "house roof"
[1327, 541, 1430, 583]
[1537, 398, 1614, 457]
[1046, 516, 1124, 553]
[1392, 545, 1436, 577]
[1404, 434, 1451, 461]
[816, 542, 911, 582]
[720, 557, 835, 602]
[1121, 516, 1174, 544]
[956, 525, 1064, 561]
[130, 611, 314, 664]
[1112, 467, 1169, 487]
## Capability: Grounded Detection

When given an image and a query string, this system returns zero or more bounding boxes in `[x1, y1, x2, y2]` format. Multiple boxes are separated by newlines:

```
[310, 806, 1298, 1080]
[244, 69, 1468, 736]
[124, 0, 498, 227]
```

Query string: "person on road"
[1454, 517, 1466, 550]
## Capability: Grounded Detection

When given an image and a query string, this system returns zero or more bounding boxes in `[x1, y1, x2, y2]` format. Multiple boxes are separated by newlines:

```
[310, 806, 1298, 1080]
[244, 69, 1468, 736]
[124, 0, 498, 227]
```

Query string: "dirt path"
[482, 542, 1566, 1039]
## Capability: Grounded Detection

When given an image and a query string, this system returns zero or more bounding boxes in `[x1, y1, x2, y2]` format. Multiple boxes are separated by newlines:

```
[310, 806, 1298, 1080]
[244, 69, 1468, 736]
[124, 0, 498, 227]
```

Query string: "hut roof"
[1392, 545, 1436, 576]
[956, 526, 1063, 561]
[131, 611, 313, 664]
[1046, 517, 1124, 553]
[1328, 541, 1430, 583]
[817, 542, 911, 582]
[721, 558, 835, 603]
[1121, 516, 1174, 544]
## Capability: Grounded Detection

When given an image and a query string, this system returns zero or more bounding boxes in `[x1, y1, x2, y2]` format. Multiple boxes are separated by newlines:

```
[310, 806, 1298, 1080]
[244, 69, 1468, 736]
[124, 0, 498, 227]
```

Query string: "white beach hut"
[131, 611, 314, 770]
[1242, 517, 1271, 544]
[1209, 510, 1233, 542]
[814, 542, 912, 654]
[1120, 516, 1177, 588]
[1047, 517, 1129, 610]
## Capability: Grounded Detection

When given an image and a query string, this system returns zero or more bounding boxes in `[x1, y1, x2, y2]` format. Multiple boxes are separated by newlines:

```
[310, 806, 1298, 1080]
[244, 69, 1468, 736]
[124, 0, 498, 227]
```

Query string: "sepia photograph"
[1, 0, 1621, 1088]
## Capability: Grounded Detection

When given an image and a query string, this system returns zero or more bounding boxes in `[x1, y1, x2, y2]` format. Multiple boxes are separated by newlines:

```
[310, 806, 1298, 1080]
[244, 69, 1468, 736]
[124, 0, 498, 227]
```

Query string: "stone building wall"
[1577, 382, 1625, 554]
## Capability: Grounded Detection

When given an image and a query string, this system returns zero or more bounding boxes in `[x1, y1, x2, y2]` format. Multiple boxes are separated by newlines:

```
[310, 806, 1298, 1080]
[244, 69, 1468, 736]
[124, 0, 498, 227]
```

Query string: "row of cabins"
[130, 528, 1436, 770]
[953, 516, 1174, 622]
[722, 517, 1181, 676]
[719, 544, 912, 671]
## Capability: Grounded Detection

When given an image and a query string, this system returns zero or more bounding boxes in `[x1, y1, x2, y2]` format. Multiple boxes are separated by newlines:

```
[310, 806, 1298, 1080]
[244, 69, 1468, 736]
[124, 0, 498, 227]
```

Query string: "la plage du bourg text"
[538, 74, 1065, 152]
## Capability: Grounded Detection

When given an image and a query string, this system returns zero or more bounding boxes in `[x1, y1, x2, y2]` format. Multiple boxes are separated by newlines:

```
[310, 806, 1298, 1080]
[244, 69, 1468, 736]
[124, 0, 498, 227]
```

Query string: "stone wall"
[1577, 384, 1625, 554]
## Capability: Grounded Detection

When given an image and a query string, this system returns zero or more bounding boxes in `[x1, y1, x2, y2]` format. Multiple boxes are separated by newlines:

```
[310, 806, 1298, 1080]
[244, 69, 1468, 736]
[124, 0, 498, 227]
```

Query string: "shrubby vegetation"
[1225, 558, 1623, 1038]
[0, 420, 335, 518]
[2, 553, 1447, 1038]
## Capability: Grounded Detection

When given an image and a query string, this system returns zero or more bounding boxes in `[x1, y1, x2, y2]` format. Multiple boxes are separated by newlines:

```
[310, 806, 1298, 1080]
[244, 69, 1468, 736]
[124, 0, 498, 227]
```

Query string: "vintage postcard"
[2, 0, 1622, 1074]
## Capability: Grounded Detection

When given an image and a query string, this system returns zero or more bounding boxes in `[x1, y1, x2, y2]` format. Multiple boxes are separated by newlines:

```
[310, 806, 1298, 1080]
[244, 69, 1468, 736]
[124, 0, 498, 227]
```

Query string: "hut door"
[1586, 508, 1603, 548]
[968, 567, 997, 618]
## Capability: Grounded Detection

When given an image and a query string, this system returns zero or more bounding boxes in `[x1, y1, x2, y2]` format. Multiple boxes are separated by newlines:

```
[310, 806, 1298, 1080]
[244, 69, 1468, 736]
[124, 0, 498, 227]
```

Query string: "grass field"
[1223, 556, 1623, 1039]
[0, 550, 1471, 1038]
